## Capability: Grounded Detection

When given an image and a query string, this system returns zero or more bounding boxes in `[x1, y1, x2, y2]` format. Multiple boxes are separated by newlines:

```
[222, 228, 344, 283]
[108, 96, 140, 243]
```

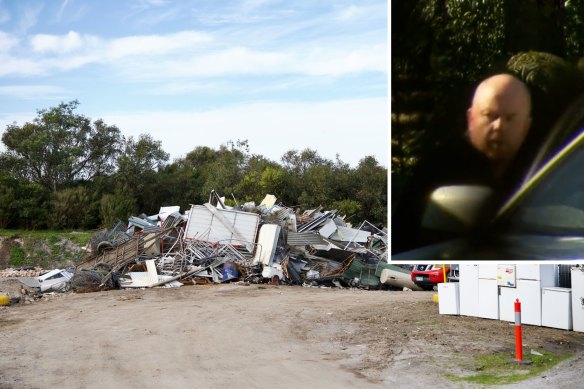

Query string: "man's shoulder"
[414, 138, 490, 184]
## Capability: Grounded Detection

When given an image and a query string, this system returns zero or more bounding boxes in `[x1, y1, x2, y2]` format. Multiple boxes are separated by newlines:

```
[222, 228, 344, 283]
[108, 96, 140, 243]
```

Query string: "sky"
[0, 0, 387, 167]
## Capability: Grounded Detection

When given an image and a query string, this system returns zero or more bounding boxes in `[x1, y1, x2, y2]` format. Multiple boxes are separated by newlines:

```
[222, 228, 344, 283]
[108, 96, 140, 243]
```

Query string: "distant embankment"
[0, 230, 91, 271]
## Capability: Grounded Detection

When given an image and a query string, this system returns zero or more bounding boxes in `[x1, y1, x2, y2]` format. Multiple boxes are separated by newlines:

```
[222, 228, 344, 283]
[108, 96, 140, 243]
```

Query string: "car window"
[504, 138, 584, 234]
[524, 93, 584, 181]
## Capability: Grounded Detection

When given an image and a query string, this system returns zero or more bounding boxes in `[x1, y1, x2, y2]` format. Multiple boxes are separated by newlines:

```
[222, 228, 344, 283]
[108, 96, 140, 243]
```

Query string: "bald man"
[392, 74, 532, 254]
[466, 74, 532, 178]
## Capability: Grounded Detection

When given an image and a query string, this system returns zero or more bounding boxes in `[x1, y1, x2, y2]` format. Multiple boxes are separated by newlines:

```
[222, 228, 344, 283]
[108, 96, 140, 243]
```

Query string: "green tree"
[503, 0, 566, 57]
[281, 149, 326, 174]
[1, 100, 122, 192]
[49, 186, 94, 229]
[237, 155, 286, 202]
[353, 156, 387, 224]
[152, 157, 206, 211]
[565, 0, 584, 60]
[0, 175, 19, 228]
[15, 183, 50, 229]
[330, 199, 362, 222]
[280, 148, 328, 204]
[115, 133, 169, 213]
[197, 140, 249, 200]
[100, 189, 138, 227]
[297, 164, 336, 208]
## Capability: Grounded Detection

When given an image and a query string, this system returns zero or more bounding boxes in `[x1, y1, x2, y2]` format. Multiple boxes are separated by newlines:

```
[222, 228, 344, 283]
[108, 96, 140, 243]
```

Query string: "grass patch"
[8, 246, 26, 266]
[0, 229, 92, 269]
[0, 229, 91, 246]
[447, 350, 571, 385]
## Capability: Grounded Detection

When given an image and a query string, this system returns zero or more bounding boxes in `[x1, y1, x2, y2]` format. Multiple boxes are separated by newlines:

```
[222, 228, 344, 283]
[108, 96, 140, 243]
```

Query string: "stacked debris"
[0, 267, 44, 278]
[20, 191, 404, 294]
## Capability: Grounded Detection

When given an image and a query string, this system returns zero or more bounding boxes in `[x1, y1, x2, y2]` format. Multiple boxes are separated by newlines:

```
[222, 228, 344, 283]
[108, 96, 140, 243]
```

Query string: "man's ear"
[466, 108, 473, 127]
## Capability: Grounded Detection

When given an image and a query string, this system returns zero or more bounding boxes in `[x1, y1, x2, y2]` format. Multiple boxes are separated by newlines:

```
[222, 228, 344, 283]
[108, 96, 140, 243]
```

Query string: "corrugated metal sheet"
[163, 211, 184, 228]
[297, 210, 336, 232]
[287, 231, 328, 246]
[272, 207, 292, 220]
[184, 204, 260, 250]
[329, 226, 371, 243]
[319, 219, 337, 238]
[128, 216, 160, 233]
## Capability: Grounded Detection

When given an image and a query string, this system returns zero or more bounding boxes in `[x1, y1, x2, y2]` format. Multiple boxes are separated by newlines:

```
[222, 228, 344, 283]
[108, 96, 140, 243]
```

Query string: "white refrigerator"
[498, 264, 517, 322]
[500, 264, 556, 326]
[542, 287, 572, 330]
[438, 283, 460, 315]
[572, 268, 584, 332]
[459, 264, 479, 317]
[478, 264, 499, 320]
[499, 286, 517, 322]
[497, 264, 516, 287]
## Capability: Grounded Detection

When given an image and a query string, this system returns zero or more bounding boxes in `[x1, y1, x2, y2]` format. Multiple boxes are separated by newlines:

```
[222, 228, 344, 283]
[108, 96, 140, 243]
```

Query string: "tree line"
[0, 100, 387, 230]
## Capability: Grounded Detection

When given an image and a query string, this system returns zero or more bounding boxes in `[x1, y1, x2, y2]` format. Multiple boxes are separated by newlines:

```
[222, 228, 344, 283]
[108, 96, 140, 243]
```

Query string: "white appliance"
[516, 279, 544, 326]
[497, 265, 518, 323]
[459, 264, 479, 317]
[478, 264, 499, 320]
[572, 268, 584, 332]
[478, 278, 499, 319]
[252, 224, 281, 265]
[438, 283, 460, 315]
[497, 264, 516, 287]
[499, 286, 518, 322]
[478, 263, 498, 280]
[542, 287, 572, 330]
[500, 264, 557, 326]
[516, 264, 556, 283]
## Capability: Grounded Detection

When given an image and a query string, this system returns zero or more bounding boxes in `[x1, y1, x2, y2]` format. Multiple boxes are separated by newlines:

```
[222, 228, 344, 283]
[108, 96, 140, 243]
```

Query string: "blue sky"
[0, 0, 387, 166]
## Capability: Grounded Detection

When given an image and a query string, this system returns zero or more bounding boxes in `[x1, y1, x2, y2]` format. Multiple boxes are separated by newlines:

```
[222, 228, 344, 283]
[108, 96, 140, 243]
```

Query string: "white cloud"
[240, 0, 277, 12]
[3, 27, 385, 81]
[0, 31, 18, 52]
[0, 55, 46, 76]
[31, 30, 85, 53]
[301, 44, 387, 76]
[0, 84, 69, 100]
[174, 46, 289, 75]
[106, 31, 212, 59]
[25, 29, 212, 60]
[112, 43, 385, 81]
[100, 98, 388, 166]
[334, 3, 387, 22]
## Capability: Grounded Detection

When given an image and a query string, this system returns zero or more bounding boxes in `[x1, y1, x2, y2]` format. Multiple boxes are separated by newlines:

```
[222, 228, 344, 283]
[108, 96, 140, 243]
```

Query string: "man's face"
[467, 81, 531, 164]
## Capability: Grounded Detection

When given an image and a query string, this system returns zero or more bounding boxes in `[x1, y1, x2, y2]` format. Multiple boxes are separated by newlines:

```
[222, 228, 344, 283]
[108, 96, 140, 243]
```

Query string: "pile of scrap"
[58, 191, 404, 293]
[11, 268, 75, 304]
[0, 267, 44, 278]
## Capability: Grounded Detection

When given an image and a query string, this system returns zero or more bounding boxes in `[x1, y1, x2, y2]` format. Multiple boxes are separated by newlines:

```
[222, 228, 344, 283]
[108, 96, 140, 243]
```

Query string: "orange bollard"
[509, 298, 532, 365]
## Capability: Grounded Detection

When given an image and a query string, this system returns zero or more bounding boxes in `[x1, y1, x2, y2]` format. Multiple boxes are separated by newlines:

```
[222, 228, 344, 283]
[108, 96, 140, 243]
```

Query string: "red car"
[411, 264, 451, 290]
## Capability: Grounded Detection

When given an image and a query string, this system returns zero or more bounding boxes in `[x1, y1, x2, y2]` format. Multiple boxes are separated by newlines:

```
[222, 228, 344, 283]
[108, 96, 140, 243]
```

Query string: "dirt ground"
[1, 279, 584, 389]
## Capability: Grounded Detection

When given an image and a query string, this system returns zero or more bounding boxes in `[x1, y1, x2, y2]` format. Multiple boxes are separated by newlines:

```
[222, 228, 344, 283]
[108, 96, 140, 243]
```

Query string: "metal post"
[509, 298, 532, 365]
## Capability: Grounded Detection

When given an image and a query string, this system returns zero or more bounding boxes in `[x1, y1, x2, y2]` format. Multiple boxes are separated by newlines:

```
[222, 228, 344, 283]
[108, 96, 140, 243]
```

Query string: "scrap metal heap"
[70, 192, 394, 292]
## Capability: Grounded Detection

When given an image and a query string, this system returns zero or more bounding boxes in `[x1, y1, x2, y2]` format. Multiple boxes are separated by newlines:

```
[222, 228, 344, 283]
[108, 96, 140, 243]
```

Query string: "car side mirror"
[421, 185, 494, 233]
